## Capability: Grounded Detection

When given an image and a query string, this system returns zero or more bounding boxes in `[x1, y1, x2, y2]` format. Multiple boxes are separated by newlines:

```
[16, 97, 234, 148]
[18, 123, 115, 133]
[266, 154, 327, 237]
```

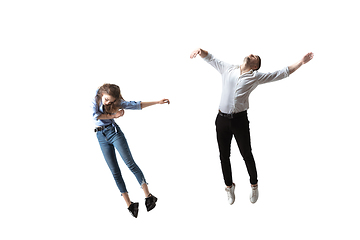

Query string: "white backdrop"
[1, 0, 359, 239]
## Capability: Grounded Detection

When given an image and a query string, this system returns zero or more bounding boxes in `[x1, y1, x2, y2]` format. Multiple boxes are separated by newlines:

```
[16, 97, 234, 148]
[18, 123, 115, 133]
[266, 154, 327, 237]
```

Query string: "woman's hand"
[114, 109, 125, 118]
[159, 99, 170, 104]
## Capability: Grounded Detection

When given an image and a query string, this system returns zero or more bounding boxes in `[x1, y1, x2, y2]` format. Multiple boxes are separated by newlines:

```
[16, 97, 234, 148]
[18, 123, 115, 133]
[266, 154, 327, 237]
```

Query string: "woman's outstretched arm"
[141, 99, 170, 109]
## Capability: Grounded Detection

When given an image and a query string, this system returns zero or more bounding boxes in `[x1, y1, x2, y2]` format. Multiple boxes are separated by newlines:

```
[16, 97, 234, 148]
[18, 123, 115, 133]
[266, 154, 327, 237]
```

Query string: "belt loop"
[101, 129, 107, 141]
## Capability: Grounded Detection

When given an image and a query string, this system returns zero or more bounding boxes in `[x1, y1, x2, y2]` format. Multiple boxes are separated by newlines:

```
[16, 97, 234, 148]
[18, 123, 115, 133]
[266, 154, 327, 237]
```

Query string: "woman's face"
[102, 94, 116, 106]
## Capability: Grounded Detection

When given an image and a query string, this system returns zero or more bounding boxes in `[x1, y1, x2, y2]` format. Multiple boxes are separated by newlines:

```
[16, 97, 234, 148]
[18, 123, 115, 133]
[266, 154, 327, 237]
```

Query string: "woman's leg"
[111, 127, 157, 211]
[142, 183, 150, 197]
[97, 132, 129, 195]
[112, 130, 148, 188]
[122, 193, 132, 207]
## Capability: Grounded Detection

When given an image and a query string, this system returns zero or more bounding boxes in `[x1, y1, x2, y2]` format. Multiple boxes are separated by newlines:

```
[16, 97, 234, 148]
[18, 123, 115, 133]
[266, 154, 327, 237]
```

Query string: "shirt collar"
[241, 69, 254, 76]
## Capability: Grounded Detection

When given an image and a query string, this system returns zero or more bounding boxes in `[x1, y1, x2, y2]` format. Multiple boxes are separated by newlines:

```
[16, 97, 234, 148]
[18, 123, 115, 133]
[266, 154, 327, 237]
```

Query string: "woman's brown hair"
[95, 83, 124, 114]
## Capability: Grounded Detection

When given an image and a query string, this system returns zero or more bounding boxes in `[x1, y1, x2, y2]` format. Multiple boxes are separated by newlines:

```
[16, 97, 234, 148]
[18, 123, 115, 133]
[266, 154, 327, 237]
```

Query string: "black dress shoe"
[128, 202, 139, 218]
[145, 194, 157, 212]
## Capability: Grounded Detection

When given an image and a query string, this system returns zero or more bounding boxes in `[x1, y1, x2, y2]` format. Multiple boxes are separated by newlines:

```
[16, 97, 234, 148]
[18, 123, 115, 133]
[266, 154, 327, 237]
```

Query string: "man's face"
[244, 54, 260, 70]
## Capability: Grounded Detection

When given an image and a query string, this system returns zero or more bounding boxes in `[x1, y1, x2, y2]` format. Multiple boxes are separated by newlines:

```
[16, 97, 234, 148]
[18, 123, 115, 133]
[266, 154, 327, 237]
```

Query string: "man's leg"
[215, 114, 234, 187]
[232, 111, 258, 185]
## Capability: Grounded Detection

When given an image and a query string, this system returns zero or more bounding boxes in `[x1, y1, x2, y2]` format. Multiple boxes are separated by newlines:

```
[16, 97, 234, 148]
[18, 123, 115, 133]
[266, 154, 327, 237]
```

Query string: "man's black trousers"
[215, 110, 258, 186]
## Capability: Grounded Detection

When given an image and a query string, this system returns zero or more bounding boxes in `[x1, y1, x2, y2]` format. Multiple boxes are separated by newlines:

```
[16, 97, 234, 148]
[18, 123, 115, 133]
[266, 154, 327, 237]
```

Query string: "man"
[190, 48, 314, 204]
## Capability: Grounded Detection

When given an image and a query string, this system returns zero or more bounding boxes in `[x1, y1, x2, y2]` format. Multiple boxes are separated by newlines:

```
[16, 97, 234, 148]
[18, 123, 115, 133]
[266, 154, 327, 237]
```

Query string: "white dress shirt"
[203, 53, 290, 114]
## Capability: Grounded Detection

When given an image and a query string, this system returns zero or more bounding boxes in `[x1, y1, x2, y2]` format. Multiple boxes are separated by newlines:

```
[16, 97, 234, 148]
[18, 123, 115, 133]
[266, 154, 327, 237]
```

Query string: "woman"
[92, 83, 170, 218]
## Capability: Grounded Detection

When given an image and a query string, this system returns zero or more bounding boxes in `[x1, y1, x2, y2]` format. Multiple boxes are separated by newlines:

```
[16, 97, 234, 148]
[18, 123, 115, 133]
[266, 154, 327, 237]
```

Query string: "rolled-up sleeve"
[120, 100, 142, 110]
[257, 67, 290, 85]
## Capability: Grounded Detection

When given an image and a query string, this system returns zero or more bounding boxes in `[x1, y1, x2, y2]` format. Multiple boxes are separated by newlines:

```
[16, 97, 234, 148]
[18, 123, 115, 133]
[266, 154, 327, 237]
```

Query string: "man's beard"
[243, 56, 250, 64]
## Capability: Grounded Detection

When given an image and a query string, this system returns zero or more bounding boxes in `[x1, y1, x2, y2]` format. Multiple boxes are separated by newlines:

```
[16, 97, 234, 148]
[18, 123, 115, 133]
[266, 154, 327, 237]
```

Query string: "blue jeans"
[96, 123, 147, 194]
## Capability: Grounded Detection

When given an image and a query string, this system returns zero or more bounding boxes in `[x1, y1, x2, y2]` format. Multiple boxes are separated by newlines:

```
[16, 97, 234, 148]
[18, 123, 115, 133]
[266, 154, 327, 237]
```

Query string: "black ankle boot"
[128, 202, 139, 218]
[145, 194, 157, 212]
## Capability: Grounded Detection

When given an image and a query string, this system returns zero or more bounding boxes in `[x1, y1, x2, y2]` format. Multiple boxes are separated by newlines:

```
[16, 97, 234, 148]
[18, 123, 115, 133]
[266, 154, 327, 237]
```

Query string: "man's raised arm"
[288, 52, 314, 74]
[190, 48, 233, 75]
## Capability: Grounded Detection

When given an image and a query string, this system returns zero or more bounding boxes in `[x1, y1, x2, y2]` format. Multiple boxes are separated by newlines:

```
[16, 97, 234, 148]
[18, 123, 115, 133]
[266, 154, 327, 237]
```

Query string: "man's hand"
[301, 52, 314, 65]
[289, 52, 314, 75]
[190, 49, 202, 59]
[190, 48, 208, 59]
[114, 109, 125, 118]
